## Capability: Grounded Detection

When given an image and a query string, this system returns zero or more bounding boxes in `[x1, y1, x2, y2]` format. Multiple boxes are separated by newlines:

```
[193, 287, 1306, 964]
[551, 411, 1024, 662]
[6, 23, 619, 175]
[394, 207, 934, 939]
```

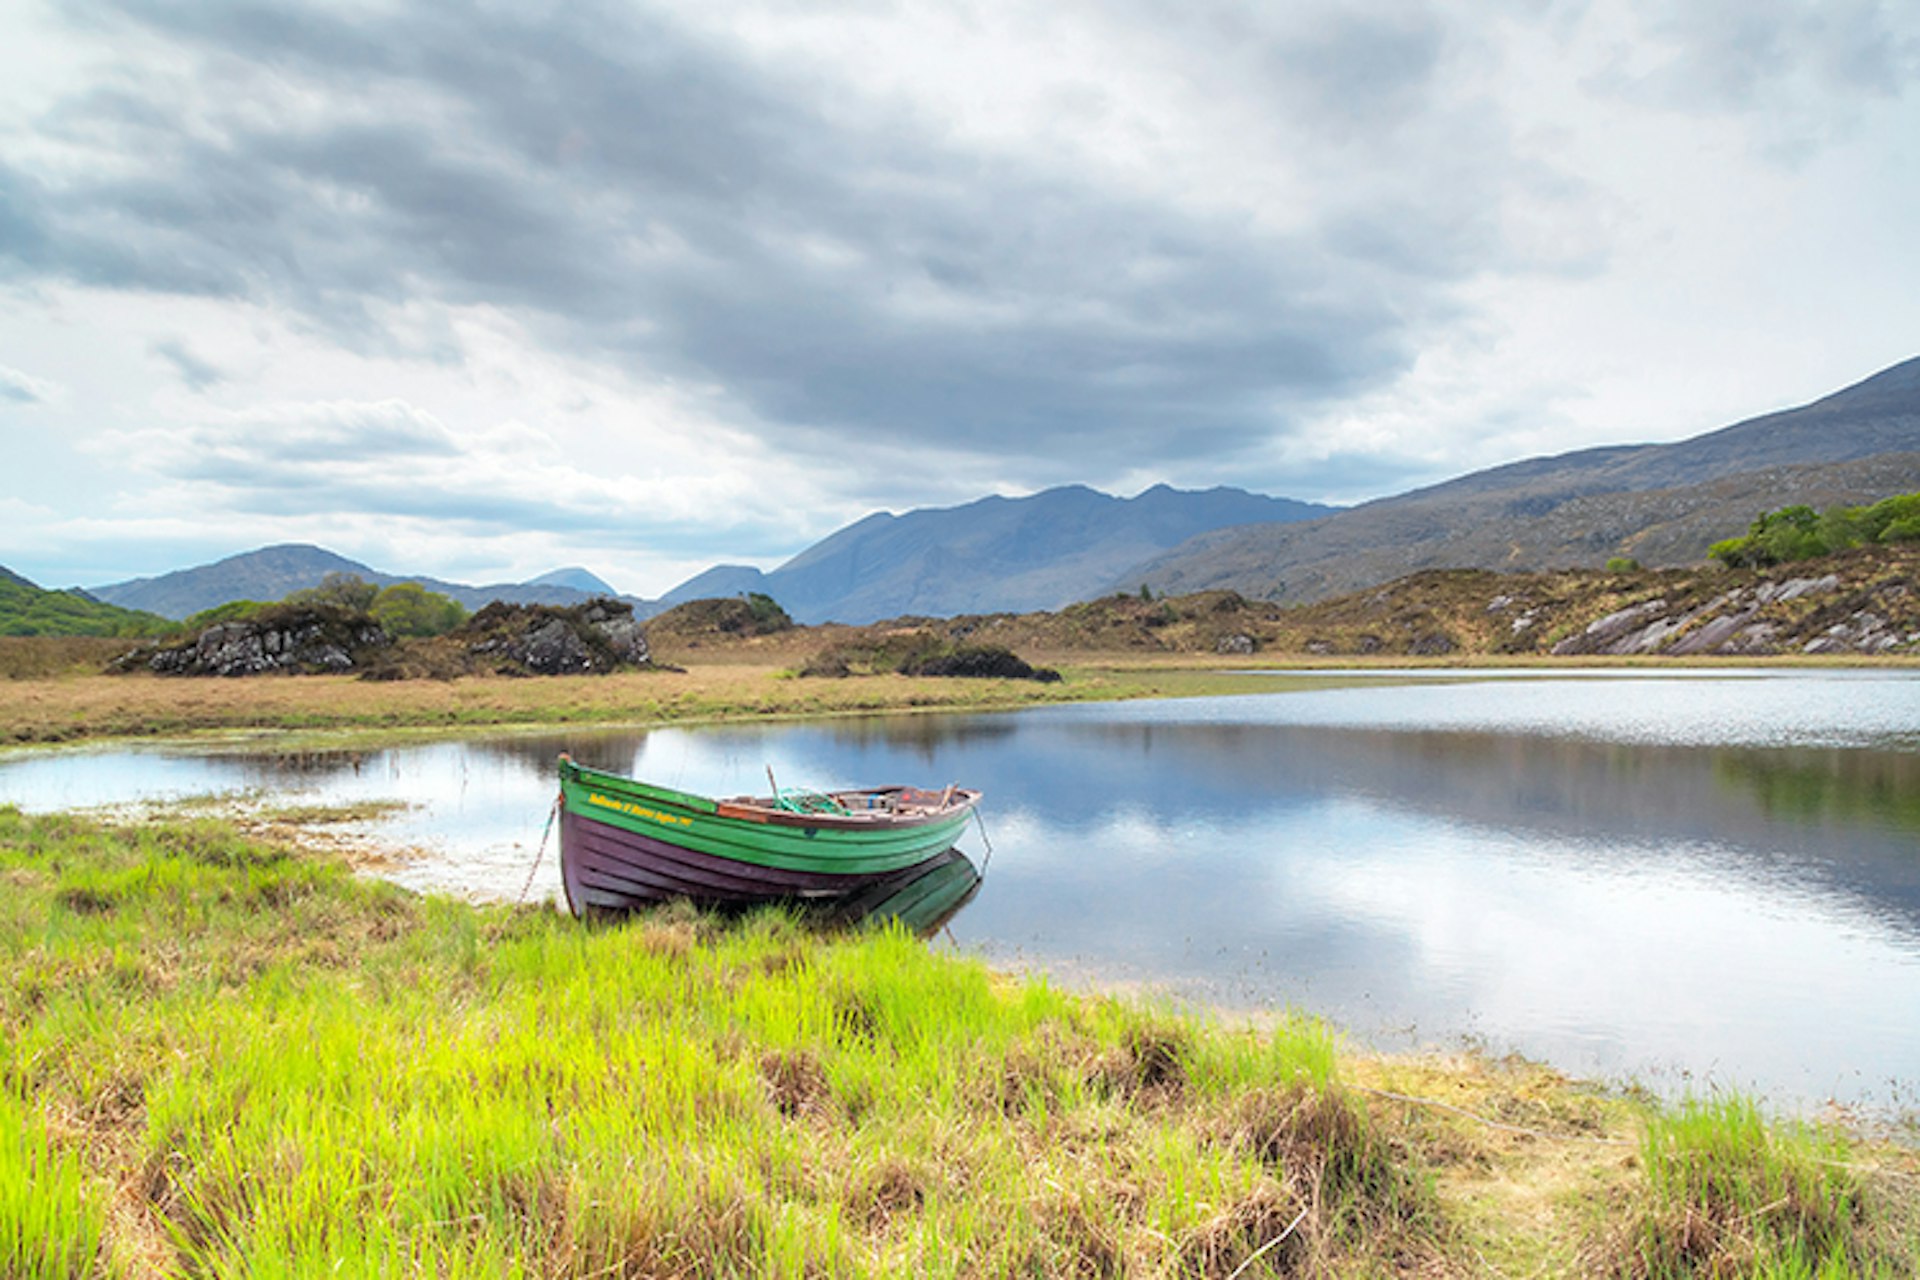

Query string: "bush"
[742, 592, 793, 633]
[183, 600, 266, 630]
[799, 634, 1060, 682]
[1604, 557, 1641, 573]
[1711, 490, 1920, 567]
[899, 644, 1061, 682]
[369, 582, 467, 637]
[285, 571, 379, 612]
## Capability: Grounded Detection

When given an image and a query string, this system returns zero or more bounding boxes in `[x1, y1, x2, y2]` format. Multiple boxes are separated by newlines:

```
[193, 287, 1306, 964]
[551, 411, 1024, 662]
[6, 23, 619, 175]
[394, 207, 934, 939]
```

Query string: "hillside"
[1130, 357, 1920, 603]
[0, 566, 175, 637]
[651, 543, 1919, 665]
[90, 544, 632, 619]
[656, 483, 1335, 624]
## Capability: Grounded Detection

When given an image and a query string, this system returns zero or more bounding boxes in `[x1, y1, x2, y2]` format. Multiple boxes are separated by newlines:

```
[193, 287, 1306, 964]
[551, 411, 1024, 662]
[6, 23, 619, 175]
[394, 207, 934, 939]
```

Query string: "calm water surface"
[4, 668, 1917, 1110]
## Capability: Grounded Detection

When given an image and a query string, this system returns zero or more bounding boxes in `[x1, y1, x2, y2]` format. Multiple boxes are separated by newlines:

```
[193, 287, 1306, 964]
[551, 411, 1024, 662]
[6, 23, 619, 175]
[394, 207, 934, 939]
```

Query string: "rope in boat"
[775, 787, 850, 815]
[516, 794, 561, 906]
[767, 762, 850, 816]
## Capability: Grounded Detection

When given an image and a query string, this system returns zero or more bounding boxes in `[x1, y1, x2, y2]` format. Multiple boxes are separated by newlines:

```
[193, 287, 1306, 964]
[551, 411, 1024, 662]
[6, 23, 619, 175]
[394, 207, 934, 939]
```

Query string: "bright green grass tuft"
[0, 1089, 113, 1277]
[1603, 1094, 1913, 1279]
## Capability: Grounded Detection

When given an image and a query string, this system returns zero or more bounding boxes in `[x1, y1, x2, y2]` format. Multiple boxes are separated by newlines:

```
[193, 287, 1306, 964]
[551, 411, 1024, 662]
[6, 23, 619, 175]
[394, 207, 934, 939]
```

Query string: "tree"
[369, 582, 468, 637]
[285, 572, 379, 612]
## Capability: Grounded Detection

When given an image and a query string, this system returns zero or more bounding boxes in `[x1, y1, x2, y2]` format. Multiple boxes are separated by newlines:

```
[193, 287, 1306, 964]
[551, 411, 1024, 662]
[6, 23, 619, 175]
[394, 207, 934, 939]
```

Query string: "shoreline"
[46, 789, 1920, 1137]
[3, 652, 1916, 753]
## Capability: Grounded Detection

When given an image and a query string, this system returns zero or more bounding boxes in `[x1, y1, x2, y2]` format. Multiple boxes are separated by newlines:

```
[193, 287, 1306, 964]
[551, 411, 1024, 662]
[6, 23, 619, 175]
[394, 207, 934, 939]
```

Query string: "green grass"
[0, 1089, 108, 1277]
[1, 806, 1912, 1276]
[1595, 1096, 1916, 1279]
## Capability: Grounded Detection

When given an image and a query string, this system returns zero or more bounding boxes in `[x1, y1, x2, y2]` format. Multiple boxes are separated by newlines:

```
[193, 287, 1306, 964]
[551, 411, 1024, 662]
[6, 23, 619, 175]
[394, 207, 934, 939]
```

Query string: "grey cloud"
[1256, 6, 1451, 140]
[133, 402, 796, 553]
[0, 164, 53, 274]
[149, 338, 224, 390]
[1596, 0, 1920, 131]
[0, 376, 43, 405]
[177, 402, 465, 465]
[16, 0, 1589, 476]
[172, 452, 789, 554]
[0, 364, 55, 405]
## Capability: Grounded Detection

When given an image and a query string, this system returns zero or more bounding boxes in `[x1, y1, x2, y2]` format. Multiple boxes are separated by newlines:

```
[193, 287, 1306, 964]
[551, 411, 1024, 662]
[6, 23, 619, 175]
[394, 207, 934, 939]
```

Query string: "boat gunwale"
[561, 759, 980, 833]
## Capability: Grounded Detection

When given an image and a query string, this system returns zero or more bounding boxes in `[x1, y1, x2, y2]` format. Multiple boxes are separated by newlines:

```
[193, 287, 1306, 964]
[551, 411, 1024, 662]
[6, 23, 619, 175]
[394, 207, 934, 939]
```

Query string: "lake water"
[4, 668, 1918, 1112]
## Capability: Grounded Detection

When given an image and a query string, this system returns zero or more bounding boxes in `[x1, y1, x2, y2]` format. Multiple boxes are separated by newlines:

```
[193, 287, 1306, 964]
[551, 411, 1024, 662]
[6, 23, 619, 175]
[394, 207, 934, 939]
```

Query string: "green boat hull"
[558, 758, 981, 916]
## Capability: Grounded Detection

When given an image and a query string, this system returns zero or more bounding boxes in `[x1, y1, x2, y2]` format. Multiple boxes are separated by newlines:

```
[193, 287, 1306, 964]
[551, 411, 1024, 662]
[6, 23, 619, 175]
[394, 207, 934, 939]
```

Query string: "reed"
[2, 806, 1912, 1277]
[1593, 1095, 1916, 1278]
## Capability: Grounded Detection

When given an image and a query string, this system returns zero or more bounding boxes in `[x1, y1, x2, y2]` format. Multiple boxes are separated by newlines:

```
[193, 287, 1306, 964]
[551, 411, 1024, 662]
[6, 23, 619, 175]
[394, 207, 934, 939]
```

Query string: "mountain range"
[659, 484, 1335, 623]
[90, 546, 624, 620]
[38, 353, 1920, 626]
[73, 485, 1334, 625]
[1134, 356, 1920, 602]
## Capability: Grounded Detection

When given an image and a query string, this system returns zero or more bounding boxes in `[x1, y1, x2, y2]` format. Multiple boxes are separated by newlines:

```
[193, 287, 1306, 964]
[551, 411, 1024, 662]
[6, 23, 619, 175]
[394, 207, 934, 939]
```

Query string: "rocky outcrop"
[901, 545, 1920, 659]
[459, 599, 650, 675]
[139, 606, 390, 676]
[1547, 567, 1917, 657]
[899, 644, 1061, 682]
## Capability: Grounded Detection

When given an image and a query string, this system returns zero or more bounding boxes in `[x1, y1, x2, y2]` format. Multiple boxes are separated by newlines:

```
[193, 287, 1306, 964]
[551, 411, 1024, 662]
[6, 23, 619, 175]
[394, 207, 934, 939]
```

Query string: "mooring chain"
[516, 793, 561, 906]
[972, 803, 995, 875]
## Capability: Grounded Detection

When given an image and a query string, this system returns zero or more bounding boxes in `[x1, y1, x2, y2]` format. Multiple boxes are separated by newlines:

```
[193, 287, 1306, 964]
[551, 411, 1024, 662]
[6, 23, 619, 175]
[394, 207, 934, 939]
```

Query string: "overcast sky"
[2, 0, 1916, 594]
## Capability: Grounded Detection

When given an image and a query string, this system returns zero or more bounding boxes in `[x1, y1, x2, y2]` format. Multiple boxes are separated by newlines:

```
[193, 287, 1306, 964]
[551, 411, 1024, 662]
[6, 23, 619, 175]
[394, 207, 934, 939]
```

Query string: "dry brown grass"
[0, 636, 139, 680]
[0, 663, 1104, 745]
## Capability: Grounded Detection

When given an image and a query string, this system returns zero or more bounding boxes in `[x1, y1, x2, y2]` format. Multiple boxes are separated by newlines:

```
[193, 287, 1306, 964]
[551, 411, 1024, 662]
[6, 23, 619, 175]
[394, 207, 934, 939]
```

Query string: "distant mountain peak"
[658, 481, 1338, 623]
[90, 545, 635, 619]
[0, 564, 36, 590]
[525, 566, 618, 595]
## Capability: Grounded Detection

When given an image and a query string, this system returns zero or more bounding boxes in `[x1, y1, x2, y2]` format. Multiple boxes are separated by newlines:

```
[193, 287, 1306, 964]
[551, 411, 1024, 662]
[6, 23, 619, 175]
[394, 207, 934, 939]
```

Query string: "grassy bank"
[0, 662, 1342, 747]
[5, 652, 1908, 751]
[4, 808, 1915, 1276]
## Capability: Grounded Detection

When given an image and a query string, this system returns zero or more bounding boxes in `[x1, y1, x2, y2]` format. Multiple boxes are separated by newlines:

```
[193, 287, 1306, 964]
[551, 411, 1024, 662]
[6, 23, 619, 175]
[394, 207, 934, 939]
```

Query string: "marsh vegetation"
[3, 808, 1915, 1276]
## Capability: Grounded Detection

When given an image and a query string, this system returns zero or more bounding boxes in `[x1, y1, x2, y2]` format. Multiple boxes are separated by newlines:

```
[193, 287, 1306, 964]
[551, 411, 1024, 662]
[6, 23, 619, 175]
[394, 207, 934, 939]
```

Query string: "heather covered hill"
[1129, 357, 1920, 604]
[0, 565, 174, 637]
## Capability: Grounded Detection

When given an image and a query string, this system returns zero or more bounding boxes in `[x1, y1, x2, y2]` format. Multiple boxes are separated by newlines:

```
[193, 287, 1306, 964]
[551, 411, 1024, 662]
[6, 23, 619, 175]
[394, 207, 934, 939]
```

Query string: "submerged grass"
[1, 806, 1913, 1276]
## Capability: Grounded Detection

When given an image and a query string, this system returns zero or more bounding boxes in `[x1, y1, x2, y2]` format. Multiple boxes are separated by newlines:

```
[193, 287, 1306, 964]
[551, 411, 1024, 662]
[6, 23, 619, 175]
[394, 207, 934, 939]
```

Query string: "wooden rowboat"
[557, 756, 983, 922]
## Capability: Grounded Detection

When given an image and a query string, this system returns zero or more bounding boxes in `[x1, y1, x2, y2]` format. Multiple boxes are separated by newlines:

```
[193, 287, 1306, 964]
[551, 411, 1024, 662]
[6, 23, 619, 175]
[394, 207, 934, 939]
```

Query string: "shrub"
[368, 583, 468, 637]
[1711, 490, 1920, 567]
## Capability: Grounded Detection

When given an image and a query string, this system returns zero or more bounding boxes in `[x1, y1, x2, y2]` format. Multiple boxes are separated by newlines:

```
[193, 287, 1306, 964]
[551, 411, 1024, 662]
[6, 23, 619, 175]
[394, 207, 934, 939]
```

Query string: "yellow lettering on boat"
[584, 791, 694, 827]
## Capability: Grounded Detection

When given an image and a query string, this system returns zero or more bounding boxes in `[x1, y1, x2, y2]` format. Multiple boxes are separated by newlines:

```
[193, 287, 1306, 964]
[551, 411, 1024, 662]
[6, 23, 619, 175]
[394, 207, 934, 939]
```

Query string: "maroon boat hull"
[560, 809, 950, 914]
